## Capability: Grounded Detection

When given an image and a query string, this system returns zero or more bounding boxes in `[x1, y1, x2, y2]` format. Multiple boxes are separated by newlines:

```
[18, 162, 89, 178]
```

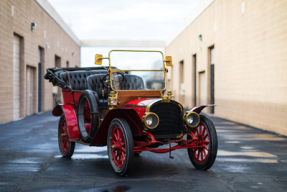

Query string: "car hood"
[124, 98, 161, 107]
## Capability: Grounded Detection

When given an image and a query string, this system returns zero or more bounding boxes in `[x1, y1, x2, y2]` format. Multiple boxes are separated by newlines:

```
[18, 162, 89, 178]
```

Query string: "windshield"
[109, 50, 165, 91]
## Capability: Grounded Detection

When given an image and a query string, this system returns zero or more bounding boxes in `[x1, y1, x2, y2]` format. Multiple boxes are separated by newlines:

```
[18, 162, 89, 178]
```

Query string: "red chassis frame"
[52, 89, 211, 154]
[133, 131, 203, 153]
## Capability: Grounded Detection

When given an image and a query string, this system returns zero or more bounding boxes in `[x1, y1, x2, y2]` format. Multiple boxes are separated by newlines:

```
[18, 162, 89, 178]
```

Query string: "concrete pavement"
[0, 112, 287, 192]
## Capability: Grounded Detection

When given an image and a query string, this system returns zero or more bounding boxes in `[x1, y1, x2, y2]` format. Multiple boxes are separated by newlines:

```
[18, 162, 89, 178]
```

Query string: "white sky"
[47, 0, 201, 66]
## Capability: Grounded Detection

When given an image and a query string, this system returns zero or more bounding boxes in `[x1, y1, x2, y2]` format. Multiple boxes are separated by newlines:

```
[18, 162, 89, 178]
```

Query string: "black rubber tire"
[107, 118, 134, 176]
[58, 114, 75, 158]
[77, 90, 99, 143]
[187, 115, 218, 170]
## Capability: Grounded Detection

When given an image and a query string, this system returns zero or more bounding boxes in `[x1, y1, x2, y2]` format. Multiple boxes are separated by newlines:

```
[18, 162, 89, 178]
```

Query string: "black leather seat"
[87, 74, 109, 97]
[87, 74, 111, 109]
[119, 74, 144, 90]
[87, 73, 144, 92]
[59, 70, 107, 90]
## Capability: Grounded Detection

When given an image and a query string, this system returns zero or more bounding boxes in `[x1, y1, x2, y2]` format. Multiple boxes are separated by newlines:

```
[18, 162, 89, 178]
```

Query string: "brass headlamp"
[142, 112, 159, 129]
[183, 111, 200, 128]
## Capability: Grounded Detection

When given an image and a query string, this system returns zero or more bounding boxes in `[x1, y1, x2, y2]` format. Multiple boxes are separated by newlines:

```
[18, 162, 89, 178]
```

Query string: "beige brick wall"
[0, 0, 80, 124]
[166, 0, 287, 136]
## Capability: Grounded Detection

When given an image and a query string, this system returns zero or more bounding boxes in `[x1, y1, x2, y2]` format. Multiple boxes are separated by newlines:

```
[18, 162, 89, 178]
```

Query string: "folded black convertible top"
[44, 66, 114, 90]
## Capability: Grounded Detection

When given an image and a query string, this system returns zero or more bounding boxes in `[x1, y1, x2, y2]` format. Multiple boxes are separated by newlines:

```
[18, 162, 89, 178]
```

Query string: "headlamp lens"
[146, 116, 153, 126]
[184, 112, 200, 128]
[143, 113, 159, 129]
[187, 116, 193, 124]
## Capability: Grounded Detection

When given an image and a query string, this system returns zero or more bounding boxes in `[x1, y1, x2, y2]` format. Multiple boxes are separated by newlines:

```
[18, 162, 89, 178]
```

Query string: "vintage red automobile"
[44, 50, 218, 176]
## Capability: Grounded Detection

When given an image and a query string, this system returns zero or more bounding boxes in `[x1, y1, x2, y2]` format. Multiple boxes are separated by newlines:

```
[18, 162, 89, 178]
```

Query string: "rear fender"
[52, 105, 63, 116]
[190, 104, 216, 114]
[53, 104, 79, 140]
[90, 108, 143, 146]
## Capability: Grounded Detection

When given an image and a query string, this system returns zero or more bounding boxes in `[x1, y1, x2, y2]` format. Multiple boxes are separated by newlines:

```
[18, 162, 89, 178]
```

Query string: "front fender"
[190, 104, 216, 114]
[89, 108, 143, 146]
[52, 104, 79, 140]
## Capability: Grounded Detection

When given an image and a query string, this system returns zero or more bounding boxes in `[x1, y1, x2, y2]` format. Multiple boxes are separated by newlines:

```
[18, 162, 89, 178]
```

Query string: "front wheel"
[58, 114, 75, 158]
[107, 118, 134, 176]
[187, 115, 218, 170]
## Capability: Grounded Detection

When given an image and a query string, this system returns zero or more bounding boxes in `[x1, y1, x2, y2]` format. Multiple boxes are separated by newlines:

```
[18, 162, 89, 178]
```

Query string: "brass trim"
[161, 99, 170, 103]
[95, 54, 103, 65]
[165, 56, 172, 66]
[146, 99, 184, 117]
[111, 69, 164, 72]
[144, 99, 185, 138]
[142, 112, 159, 129]
[176, 131, 184, 138]
[95, 54, 110, 65]
[145, 99, 162, 112]
[183, 112, 200, 128]
[107, 50, 167, 92]
[118, 94, 161, 97]
[178, 104, 183, 112]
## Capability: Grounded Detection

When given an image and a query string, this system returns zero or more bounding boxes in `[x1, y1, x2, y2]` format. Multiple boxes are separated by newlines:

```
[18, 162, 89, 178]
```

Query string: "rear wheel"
[107, 118, 134, 176]
[187, 115, 218, 170]
[58, 114, 75, 158]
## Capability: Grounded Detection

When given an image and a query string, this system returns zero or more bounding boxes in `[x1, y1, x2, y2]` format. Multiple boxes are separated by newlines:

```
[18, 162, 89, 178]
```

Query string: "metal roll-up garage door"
[199, 71, 206, 106]
[13, 35, 21, 120]
[27, 66, 35, 116]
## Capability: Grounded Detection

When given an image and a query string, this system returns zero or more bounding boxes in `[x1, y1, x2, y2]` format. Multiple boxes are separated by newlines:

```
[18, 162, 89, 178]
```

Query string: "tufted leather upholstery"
[59, 71, 107, 90]
[87, 73, 144, 93]
[87, 74, 110, 98]
[59, 71, 145, 92]
[120, 74, 144, 90]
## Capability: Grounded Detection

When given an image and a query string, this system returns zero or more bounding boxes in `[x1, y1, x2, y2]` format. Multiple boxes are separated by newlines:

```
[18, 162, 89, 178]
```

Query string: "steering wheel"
[101, 72, 125, 88]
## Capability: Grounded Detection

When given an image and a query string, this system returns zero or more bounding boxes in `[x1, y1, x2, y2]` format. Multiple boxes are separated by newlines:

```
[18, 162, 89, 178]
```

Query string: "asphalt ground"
[0, 111, 287, 192]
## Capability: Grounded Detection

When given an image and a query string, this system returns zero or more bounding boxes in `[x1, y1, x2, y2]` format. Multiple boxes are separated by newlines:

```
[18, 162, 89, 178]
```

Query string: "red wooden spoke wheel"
[58, 114, 75, 158]
[111, 126, 126, 168]
[107, 118, 134, 176]
[192, 123, 210, 163]
[60, 119, 69, 153]
[187, 115, 218, 170]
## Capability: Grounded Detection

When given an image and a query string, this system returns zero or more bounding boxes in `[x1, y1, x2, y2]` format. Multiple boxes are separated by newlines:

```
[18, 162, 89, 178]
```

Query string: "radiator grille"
[149, 101, 183, 139]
